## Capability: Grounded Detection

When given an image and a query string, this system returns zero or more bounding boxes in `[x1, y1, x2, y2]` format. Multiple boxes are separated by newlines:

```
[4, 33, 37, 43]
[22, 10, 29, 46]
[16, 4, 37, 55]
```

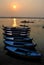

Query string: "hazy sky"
[0, 0, 44, 17]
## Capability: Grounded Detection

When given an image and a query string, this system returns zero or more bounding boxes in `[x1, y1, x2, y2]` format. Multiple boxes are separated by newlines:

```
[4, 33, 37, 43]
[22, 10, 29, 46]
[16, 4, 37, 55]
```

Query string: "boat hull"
[4, 40, 37, 49]
[4, 36, 33, 43]
[5, 46, 41, 60]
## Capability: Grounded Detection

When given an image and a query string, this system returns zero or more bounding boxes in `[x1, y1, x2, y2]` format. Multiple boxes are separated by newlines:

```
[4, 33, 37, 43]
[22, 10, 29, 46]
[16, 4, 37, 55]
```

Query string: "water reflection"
[12, 18, 17, 27]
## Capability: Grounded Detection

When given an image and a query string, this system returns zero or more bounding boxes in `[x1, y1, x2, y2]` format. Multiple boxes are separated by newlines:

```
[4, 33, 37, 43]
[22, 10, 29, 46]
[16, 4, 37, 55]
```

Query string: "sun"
[13, 5, 16, 9]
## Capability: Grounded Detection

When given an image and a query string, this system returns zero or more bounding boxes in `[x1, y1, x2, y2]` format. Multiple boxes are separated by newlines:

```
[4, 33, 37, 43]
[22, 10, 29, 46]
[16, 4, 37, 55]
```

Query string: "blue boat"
[4, 40, 37, 49]
[5, 46, 41, 59]
[4, 36, 33, 43]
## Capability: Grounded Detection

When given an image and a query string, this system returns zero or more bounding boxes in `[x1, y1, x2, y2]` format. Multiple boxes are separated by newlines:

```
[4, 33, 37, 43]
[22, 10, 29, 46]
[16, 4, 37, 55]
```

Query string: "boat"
[3, 30, 30, 34]
[3, 31, 30, 36]
[3, 33, 21, 37]
[3, 27, 30, 33]
[2, 25, 30, 30]
[20, 25, 30, 29]
[3, 30, 30, 37]
[42, 26, 44, 28]
[5, 46, 41, 59]
[20, 25, 29, 27]
[21, 20, 29, 23]
[4, 36, 33, 43]
[4, 40, 37, 49]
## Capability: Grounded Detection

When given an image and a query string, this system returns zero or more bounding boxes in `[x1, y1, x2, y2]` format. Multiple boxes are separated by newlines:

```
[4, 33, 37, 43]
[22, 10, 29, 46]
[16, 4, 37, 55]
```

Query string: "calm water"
[0, 18, 44, 56]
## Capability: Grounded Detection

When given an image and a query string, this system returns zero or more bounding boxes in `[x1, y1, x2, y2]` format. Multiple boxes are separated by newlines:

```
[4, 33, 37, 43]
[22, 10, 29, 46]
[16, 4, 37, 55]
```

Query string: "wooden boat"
[3, 27, 30, 37]
[3, 33, 20, 37]
[5, 46, 41, 59]
[3, 32, 28, 35]
[21, 20, 29, 23]
[3, 30, 30, 35]
[3, 33, 30, 38]
[3, 27, 30, 33]
[4, 40, 37, 49]
[20, 25, 29, 27]
[4, 36, 33, 43]
[3, 31, 30, 36]
[20, 25, 30, 29]
[3, 32, 20, 35]
[2, 25, 30, 30]
[4, 35, 25, 39]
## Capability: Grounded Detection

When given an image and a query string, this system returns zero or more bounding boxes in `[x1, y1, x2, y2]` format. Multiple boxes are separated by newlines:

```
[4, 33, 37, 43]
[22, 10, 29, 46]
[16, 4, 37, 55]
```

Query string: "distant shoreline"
[0, 17, 44, 19]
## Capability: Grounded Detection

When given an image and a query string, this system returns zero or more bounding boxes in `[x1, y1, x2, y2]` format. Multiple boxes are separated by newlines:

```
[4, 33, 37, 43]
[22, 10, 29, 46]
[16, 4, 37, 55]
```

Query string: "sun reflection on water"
[12, 18, 17, 27]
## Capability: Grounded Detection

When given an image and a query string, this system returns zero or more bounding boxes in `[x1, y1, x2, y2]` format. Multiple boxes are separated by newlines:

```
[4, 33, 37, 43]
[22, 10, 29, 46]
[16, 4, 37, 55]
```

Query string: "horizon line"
[0, 16, 44, 19]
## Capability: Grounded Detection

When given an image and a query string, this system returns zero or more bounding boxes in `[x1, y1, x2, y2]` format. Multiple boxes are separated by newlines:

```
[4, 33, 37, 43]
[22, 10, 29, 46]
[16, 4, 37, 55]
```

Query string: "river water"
[0, 18, 44, 64]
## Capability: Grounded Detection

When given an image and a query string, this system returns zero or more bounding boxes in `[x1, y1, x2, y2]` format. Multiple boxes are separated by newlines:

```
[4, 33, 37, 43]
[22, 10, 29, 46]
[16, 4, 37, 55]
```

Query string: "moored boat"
[5, 46, 42, 59]
[4, 40, 37, 49]
[4, 36, 33, 42]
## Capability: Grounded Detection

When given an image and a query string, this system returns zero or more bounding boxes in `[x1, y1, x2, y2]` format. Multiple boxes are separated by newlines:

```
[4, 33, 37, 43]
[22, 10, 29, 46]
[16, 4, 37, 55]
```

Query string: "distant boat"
[42, 26, 44, 28]
[21, 20, 29, 23]
[20, 25, 29, 27]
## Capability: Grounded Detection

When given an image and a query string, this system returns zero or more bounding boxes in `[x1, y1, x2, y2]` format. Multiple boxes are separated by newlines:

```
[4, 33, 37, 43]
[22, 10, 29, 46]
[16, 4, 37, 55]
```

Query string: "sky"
[0, 0, 44, 17]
